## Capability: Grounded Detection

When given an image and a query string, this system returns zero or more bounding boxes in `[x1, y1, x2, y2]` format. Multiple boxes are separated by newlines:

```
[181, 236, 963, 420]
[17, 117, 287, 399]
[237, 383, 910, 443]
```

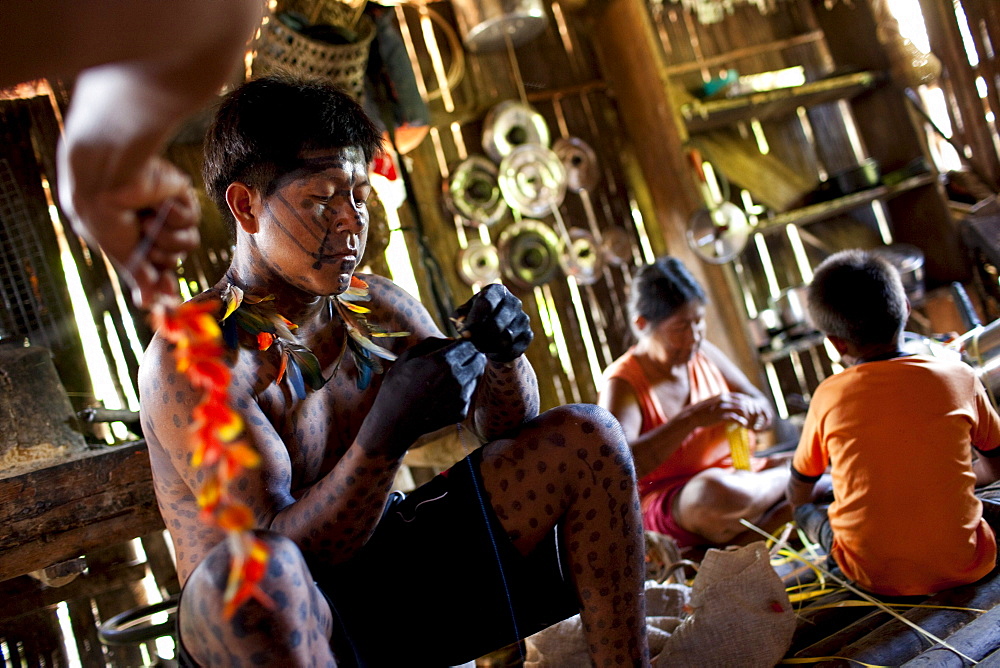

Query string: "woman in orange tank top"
[599, 256, 794, 547]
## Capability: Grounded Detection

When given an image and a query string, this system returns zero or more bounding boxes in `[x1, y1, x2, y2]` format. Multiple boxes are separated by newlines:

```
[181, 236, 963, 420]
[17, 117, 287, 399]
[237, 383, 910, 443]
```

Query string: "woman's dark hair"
[629, 256, 706, 330]
[808, 249, 908, 347]
[202, 72, 384, 237]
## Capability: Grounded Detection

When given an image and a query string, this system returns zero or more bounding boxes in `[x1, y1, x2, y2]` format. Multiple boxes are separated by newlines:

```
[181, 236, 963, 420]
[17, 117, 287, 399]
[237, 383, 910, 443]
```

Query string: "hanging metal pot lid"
[553, 137, 600, 193]
[559, 228, 604, 285]
[497, 219, 561, 288]
[601, 226, 633, 266]
[686, 202, 752, 265]
[497, 144, 567, 219]
[482, 100, 551, 163]
[451, 0, 549, 53]
[456, 239, 501, 286]
[443, 156, 508, 227]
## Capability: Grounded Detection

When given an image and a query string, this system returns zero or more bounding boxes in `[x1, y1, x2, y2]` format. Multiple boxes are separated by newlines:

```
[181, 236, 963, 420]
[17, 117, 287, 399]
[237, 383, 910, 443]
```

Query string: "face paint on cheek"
[306, 203, 366, 275]
[358, 224, 369, 260]
[265, 196, 326, 252]
[309, 207, 335, 270]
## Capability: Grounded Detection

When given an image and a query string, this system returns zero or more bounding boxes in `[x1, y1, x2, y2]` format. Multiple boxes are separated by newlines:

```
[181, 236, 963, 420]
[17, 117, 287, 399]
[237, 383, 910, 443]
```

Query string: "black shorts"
[179, 448, 580, 668]
[321, 447, 580, 666]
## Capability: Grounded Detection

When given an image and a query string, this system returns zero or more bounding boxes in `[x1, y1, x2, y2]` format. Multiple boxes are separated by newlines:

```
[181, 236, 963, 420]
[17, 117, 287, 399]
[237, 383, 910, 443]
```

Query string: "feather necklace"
[219, 276, 409, 398]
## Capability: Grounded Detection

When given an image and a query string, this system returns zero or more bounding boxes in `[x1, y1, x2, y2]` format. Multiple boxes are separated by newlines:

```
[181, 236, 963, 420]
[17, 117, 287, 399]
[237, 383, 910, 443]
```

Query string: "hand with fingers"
[59, 155, 200, 309]
[362, 337, 487, 457]
[684, 392, 773, 432]
[452, 283, 533, 364]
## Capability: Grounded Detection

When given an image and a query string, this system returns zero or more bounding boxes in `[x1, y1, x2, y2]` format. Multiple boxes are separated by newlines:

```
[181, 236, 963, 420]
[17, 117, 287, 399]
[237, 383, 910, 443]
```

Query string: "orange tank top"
[603, 348, 742, 495]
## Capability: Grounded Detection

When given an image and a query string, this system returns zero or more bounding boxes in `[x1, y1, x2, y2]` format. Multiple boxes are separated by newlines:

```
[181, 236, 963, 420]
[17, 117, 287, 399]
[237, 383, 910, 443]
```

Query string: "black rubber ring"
[98, 594, 179, 646]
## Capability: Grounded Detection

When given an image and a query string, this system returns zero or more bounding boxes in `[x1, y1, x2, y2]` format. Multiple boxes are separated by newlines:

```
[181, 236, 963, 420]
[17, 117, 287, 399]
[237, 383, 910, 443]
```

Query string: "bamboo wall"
[1, 1, 999, 664]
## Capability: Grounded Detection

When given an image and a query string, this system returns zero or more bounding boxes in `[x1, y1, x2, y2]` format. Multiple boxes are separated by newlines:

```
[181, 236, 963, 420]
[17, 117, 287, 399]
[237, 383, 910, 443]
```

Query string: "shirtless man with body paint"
[138, 74, 649, 667]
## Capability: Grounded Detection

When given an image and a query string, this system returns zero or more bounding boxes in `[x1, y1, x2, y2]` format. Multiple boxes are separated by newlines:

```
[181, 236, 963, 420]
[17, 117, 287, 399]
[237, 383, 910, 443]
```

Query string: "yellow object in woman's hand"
[727, 422, 752, 471]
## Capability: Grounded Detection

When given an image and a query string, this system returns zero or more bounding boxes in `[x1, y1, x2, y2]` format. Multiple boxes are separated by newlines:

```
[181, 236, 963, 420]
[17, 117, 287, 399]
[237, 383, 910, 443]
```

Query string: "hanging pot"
[443, 156, 508, 227]
[748, 308, 782, 350]
[497, 144, 567, 218]
[553, 136, 600, 193]
[559, 228, 604, 286]
[456, 239, 502, 286]
[449, 0, 548, 53]
[769, 286, 817, 338]
[482, 100, 550, 163]
[871, 243, 925, 305]
[498, 219, 561, 288]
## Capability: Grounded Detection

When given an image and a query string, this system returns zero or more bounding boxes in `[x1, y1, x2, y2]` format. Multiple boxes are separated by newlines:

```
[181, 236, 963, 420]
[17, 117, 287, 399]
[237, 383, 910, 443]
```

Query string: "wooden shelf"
[759, 332, 826, 364]
[660, 31, 826, 77]
[680, 71, 883, 134]
[755, 172, 938, 232]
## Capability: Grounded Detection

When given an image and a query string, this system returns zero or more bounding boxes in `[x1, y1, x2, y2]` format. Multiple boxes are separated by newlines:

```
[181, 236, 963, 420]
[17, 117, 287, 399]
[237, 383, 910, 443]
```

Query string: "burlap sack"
[654, 541, 794, 667]
[523, 582, 689, 668]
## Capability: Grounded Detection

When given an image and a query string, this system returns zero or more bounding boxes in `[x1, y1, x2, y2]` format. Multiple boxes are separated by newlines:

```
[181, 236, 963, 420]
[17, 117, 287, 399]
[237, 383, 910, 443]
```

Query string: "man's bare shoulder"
[356, 273, 441, 338]
[360, 273, 418, 305]
[138, 291, 226, 404]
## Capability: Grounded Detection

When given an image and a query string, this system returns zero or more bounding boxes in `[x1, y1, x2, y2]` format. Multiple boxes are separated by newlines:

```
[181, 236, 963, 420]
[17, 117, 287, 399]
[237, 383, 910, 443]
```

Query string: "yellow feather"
[222, 284, 244, 321]
[342, 302, 371, 314]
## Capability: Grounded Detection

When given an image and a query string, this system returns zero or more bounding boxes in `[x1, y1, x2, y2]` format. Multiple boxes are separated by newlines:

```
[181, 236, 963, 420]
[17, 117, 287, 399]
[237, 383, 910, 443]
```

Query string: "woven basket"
[279, 0, 366, 31]
[252, 14, 375, 101]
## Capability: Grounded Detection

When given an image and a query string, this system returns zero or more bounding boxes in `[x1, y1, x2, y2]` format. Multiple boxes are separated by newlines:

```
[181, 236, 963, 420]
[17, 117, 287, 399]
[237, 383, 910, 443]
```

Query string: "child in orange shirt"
[787, 249, 1000, 596]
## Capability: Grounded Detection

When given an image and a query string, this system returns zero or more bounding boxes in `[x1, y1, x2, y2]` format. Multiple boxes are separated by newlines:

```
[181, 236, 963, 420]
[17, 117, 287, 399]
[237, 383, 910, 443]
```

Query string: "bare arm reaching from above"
[2, 0, 265, 307]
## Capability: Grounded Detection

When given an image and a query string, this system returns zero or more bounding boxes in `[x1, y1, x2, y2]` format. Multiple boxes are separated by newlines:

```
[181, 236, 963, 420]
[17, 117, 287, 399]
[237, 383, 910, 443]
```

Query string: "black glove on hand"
[452, 283, 533, 364]
[372, 337, 486, 453]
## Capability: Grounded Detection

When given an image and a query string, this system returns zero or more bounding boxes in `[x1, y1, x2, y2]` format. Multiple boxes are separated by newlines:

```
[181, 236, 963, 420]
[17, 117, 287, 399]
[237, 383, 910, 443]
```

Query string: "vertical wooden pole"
[918, 0, 1000, 189]
[583, 0, 762, 381]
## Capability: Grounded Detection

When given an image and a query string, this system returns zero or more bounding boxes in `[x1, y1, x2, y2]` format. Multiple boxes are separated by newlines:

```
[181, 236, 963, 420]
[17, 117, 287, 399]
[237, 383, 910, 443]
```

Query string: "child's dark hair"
[202, 72, 384, 237]
[808, 249, 908, 347]
[629, 256, 706, 332]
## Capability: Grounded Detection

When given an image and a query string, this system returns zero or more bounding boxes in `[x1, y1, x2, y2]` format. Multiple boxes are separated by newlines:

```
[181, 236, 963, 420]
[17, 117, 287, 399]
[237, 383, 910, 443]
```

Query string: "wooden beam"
[659, 31, 825, 76]
[818, 567, 1000, 667]
[0, 441, 164, 582]
[585, 0, 762, 383]
[919, 0, 1000, 190]
[901, 603, 1000, 667]
[0, 563, 149, 621]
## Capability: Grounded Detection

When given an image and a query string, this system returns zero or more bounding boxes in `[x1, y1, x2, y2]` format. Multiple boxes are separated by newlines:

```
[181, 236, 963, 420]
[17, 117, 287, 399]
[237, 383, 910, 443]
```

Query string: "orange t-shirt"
[603, 348, 757, 497]
[793, 355, 1000, 596]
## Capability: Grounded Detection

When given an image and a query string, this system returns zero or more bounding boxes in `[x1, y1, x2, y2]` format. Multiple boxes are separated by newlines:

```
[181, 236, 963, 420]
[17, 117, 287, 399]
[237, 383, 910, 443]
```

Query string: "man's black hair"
[203, 72, 384, 237]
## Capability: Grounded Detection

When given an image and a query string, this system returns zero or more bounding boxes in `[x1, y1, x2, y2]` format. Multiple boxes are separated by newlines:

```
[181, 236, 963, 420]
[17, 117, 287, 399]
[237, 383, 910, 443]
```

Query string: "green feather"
[285, 343, 326, 391]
